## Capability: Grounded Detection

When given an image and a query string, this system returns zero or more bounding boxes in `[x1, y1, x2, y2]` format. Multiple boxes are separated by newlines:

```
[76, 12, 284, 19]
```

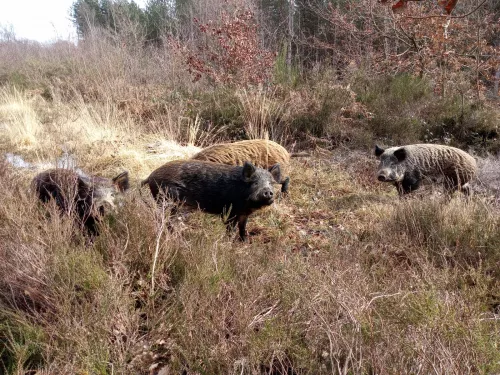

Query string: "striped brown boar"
[374, 144, 477, 196]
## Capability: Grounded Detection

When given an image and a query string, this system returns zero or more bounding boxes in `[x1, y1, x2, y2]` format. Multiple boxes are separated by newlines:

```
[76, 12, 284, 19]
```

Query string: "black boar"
[374, 144, 477, 196]
[33, 169, 130, 235]
[141, 160, 281, 240]
[191, 139, 307, 194]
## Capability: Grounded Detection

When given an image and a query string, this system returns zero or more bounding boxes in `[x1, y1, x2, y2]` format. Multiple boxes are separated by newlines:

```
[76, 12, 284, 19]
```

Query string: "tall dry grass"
[0, 85, 202, 182]
[236, 87, 288, 142]
[0, 87, 42, 149]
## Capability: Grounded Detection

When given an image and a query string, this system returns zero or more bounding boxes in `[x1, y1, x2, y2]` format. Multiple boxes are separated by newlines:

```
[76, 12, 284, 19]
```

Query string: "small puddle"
[4, 152, 86, 176]
[5, 153, 32, 168]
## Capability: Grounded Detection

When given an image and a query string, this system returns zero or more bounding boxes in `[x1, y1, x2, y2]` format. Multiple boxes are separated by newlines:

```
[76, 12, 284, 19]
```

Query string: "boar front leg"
[395, 171, 421, 196]
[237, 215, 249, 241]
[280, 177, 290, 194]
[224, 215, 249, 241]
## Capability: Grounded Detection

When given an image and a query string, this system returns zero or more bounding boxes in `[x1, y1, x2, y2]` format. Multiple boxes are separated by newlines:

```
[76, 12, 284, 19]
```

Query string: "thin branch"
[151, 198, 168, 296]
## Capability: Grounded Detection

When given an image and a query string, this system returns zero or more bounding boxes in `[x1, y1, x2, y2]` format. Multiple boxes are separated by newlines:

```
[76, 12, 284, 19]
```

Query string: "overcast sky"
[0, 0, 147, 43]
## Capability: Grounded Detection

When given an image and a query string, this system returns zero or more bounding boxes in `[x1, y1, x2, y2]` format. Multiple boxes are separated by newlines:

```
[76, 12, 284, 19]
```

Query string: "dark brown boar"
[33, 169, 129, 236]
[141, 160, 281, 240]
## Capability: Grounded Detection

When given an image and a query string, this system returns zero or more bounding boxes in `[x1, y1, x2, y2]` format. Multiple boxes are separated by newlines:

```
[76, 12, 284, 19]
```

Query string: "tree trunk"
[494, 66, 500, 98]
[287, 0, 294, 74]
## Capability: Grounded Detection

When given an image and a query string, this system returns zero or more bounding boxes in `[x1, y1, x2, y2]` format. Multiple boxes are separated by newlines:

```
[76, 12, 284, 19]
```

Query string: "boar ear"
[374, 145, 385, 157]
[242, 162, 256, 180]
[393, 147, 407, 162]
[268, 163, 281, 183]
[112, 171, 130, 192]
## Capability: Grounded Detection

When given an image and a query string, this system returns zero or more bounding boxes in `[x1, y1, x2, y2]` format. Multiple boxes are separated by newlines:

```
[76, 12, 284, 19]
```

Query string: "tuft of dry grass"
[236, 87, 288, 143]
[0, 86, 43, 149]
[0, 86, 202, 182]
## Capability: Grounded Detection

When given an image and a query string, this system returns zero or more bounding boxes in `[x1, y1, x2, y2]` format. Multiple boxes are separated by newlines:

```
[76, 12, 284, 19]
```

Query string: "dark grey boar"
[374, 144, 477, 196]
[141, 160, 281, 240]
[33, 169, 130, 236]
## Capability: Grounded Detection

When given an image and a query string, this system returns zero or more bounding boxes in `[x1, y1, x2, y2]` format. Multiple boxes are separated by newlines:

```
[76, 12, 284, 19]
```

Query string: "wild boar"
[141, 160, 281, 240]
[33, 169, 130, 235]
[374, 144, 477, 196]
[191, 139, 306, 194]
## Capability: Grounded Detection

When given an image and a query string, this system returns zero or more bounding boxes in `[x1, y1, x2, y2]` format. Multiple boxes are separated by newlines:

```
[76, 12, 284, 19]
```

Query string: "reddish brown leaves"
[180, 7, 275, 87]
[391, 0, 409, 13]
[439, 0, 459, 14]
[383, 0, 459, 14]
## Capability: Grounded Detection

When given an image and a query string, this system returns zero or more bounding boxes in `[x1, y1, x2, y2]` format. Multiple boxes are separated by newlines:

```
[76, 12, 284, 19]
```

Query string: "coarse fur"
[141, 160, 281, 240]
[374, 144, 477, 196]
[33, 169, 130, 236]
[191, 139, 305, 194]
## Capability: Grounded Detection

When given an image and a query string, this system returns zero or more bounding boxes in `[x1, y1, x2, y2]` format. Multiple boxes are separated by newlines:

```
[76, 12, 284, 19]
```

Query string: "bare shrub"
[179, 4, 275, 87]
[284, 78, 371, 146]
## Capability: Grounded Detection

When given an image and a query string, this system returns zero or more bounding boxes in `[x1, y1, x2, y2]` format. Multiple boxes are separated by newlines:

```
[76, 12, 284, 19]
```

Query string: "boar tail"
[138, 178, 157, 210]
[138, 178, 150, 200]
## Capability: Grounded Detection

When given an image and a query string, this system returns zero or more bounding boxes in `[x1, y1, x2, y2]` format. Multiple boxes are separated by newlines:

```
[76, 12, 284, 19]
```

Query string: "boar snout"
[260, 187, 274, 202]
[377, 169, 397, 182]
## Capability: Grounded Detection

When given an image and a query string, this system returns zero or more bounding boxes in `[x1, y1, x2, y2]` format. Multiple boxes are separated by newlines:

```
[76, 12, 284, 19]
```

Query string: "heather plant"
[352, 73, 500, 150]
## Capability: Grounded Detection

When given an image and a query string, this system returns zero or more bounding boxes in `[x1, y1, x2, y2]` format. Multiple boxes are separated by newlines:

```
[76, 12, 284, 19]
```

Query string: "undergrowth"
[0, 151, 499, 373]
[0, 28, 499, 375]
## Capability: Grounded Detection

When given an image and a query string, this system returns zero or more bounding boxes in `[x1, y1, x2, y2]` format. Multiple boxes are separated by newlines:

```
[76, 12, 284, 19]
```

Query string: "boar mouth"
[263, 197, 274, 205]
[260, 197, 275, 206]
[377, 175, 395, 182]
[249, 196, 274, 208]
[377, 172, 402, 183]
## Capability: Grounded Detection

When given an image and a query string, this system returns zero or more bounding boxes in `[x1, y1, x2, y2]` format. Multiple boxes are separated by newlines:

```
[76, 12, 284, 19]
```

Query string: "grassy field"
[0, 84, 499, 374]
